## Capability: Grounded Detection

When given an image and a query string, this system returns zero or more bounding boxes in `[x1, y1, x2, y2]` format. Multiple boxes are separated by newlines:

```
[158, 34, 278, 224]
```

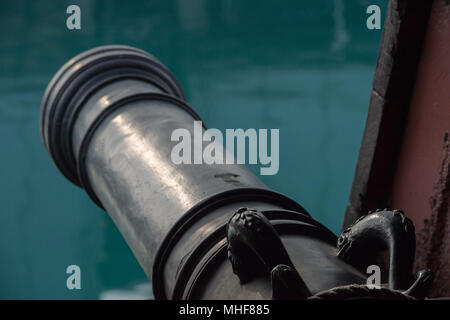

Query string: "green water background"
[0, 0, 386, 299]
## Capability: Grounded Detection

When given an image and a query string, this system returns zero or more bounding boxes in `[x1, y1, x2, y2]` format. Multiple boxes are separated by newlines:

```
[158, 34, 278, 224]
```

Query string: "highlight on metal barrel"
[40, 46, 431, 300]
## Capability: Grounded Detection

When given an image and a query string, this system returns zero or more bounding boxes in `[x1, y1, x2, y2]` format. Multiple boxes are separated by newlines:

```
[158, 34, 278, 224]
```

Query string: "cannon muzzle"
[42, 46, 427, 300]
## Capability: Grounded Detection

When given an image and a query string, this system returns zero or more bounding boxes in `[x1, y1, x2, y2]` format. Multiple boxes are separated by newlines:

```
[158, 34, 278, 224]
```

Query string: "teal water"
[0, 0, 386, 299]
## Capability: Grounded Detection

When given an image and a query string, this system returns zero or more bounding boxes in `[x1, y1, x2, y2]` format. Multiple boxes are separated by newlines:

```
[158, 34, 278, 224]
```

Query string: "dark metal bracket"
[226, 208, 311, 299]
[226, 207, 433, 300]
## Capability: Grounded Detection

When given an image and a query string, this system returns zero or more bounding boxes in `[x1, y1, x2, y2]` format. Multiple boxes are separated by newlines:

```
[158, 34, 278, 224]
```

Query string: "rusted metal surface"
[390, 0, 450, 232]
[391, 0, 450, 296]
[343, 0, 433, 229]
[414, 134, 450, 297]
[345, 0, 450, 297]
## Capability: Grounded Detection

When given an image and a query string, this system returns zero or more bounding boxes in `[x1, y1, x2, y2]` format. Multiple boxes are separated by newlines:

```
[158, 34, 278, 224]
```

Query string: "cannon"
[40, 46, 432, 300]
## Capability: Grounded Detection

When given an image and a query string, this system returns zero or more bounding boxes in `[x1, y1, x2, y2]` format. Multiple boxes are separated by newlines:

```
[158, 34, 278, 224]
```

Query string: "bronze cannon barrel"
[40, 46, 371, 300]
